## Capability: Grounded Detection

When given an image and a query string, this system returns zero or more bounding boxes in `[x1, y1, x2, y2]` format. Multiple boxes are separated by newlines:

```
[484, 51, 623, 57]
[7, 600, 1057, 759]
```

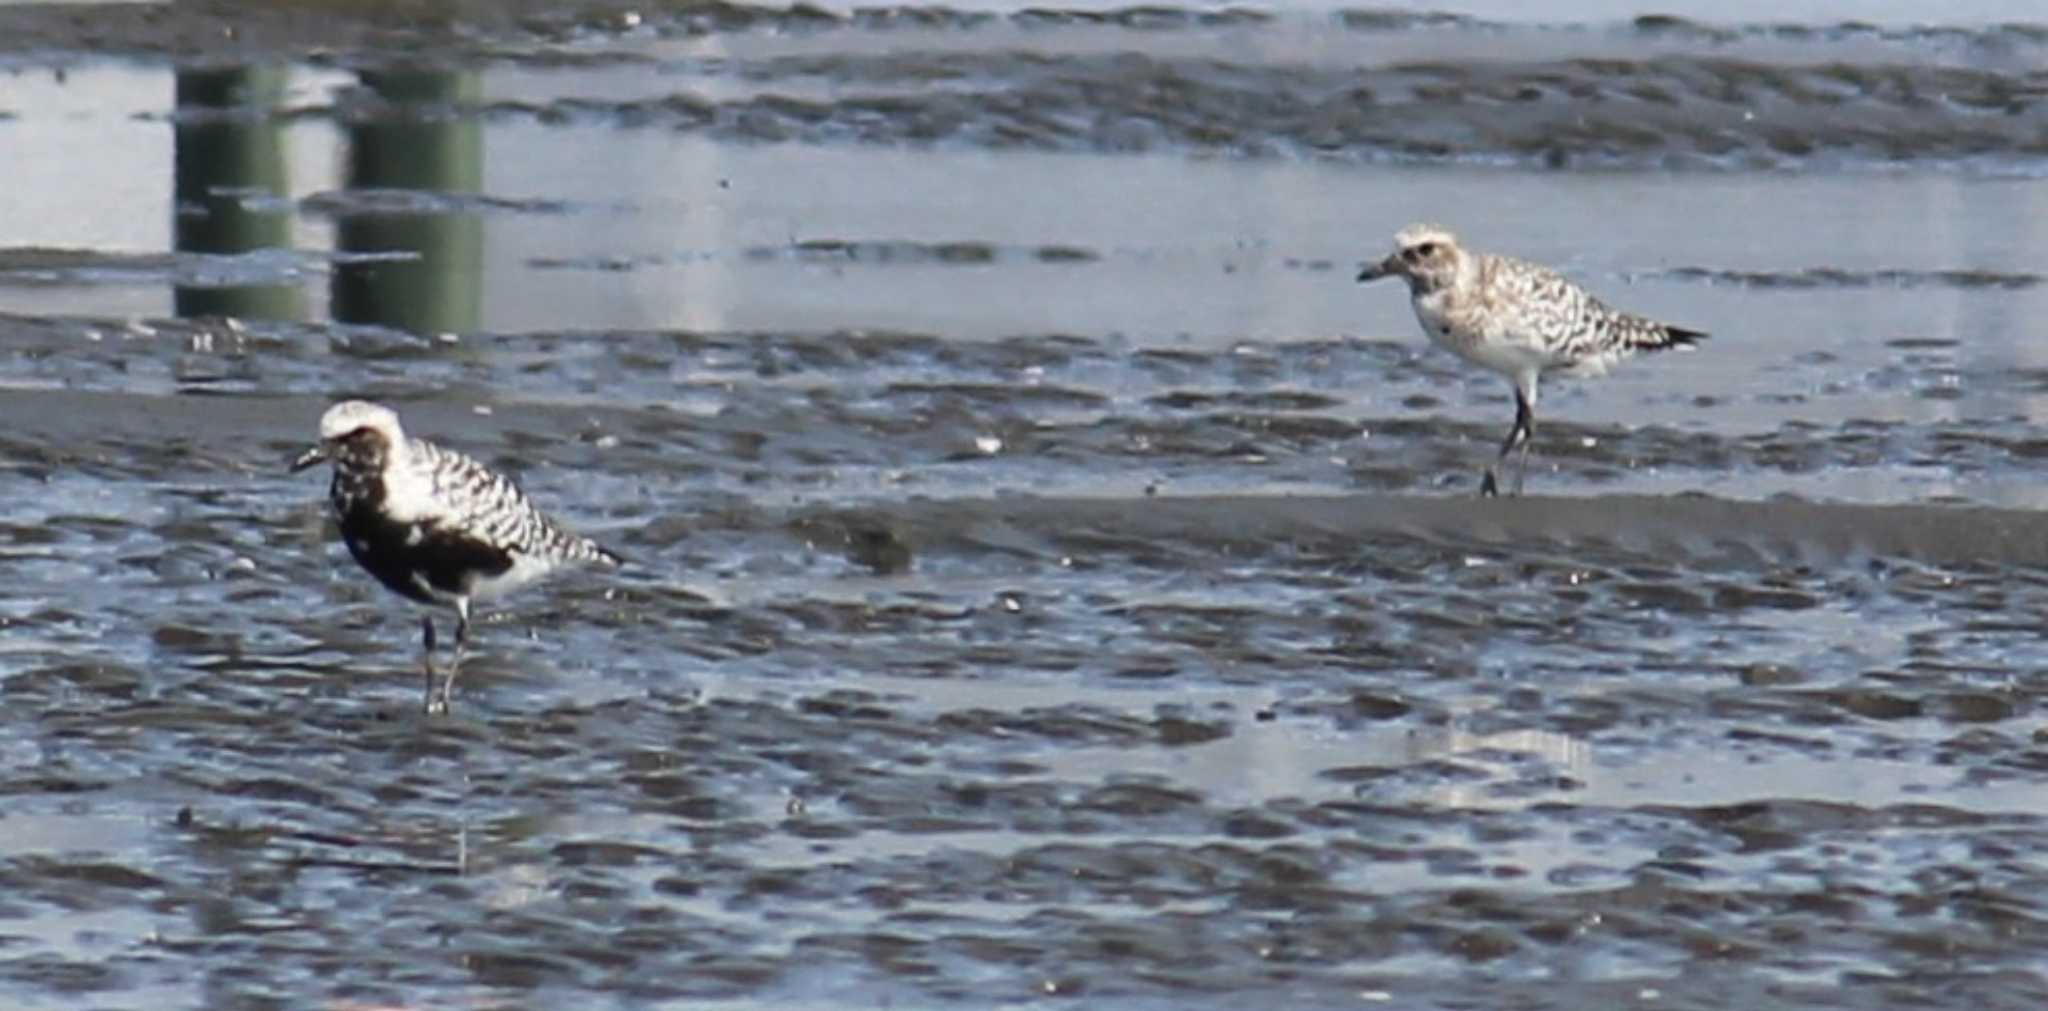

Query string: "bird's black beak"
[289, 443, 329, 473]
[1356, 255, 1397, 283]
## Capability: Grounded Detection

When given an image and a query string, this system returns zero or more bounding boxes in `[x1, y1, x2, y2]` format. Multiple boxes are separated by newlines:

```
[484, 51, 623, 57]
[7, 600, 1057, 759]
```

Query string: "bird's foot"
[422, 665, 452, 715]
[1479, 470, 1500, 498]
[419, 679, 448, 720]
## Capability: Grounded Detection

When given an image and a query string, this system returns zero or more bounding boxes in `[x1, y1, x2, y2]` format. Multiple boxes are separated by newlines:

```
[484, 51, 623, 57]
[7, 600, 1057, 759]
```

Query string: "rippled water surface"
[5, 1, 2048, 1008]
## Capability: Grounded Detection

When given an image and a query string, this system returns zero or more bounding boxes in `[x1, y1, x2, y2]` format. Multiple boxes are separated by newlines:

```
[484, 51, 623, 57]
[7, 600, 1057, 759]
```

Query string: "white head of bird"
[291, 400, 408, 472]
[1356, 223, 1469, 295]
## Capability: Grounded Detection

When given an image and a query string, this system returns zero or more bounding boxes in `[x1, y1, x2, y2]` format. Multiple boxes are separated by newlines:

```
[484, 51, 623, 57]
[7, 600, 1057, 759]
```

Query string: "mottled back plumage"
[1465, 250, 1704, 376]
[389, 438, 623, 570]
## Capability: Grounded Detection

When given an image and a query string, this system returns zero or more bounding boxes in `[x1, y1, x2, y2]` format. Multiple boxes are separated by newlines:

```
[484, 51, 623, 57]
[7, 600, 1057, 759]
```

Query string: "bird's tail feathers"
[584, 540, 627, 568]
[545, 522, 626, 569]
[1623, 317, 1707, 353]
[1661, 324, 1708, 349]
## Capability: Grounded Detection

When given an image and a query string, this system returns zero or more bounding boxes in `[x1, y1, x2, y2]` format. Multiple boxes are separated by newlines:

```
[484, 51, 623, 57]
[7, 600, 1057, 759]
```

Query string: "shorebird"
[1356, 223, 1706, 496]
[291, 400, 623, 713]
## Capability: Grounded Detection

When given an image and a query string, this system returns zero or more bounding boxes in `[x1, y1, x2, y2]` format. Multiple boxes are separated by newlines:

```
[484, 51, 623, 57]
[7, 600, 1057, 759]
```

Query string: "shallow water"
[4, 1, 2048, 1008]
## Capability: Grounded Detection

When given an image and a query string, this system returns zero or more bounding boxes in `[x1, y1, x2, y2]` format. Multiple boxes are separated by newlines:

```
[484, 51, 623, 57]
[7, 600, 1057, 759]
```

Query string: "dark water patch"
[8, 1, 2048, 60]
[0, 248, 181, 284]
[934, 704, 1226, 747]
[525, 253, 664, 272]
[774, 236, 1010, 264]
[743, 238, 1101, 266]
[798, 491, 2048, 572]
[1148, 389, 1345, 411]
[1010, 5, 1274, 30]
[1647, 266, 2046, 289]
[1632, 15, 2048, 51]
[430, 49, 2048, 173]
[1336, 8, 1478, 32]
[0, 0, 760, 61]
[876, 379, 1109, 409]
[0, 247, 408, 291]
[299, 188, 584, 217]
[844, 5, 1003, 32]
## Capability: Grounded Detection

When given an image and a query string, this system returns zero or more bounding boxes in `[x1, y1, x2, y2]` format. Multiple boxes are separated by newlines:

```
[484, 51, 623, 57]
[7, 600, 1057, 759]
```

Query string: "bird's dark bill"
[1356, 257, 1394, 282]
[290, 444, 329, 472]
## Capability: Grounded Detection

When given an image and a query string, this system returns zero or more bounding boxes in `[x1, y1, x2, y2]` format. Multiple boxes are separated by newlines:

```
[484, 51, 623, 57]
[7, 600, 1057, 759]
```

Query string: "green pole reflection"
[331, 70, 484, 336]
[173, 66, 301, 321]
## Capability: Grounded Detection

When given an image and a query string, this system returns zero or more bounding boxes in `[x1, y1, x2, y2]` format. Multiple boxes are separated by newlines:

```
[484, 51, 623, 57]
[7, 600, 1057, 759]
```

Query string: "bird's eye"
[1416, 242, 1437, 257]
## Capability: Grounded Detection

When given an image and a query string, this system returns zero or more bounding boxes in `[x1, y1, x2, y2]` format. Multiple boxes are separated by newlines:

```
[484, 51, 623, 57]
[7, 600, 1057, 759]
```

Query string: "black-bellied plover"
[291, 400, 623, 713]
[1356, 224, 1706, 497]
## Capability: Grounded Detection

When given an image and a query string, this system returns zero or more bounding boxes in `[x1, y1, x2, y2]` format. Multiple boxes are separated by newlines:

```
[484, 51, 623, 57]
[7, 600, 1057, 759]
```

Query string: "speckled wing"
[412, 440, 623, 568]
[1480, 254, 1703, 372]
[1458, 256, 1580, 360]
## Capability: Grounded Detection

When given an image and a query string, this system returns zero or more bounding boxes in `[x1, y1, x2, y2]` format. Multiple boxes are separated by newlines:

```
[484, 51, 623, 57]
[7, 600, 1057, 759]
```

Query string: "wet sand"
[5, 1, 2048, 1008]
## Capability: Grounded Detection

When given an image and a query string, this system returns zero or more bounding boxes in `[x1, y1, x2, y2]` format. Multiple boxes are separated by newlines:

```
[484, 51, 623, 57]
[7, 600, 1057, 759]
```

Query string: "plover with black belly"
[291, 400, 623, 713]
[1357, 224, 1706, 497]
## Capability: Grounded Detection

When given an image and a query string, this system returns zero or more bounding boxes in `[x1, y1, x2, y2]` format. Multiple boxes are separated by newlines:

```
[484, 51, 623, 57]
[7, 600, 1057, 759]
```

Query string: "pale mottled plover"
[1357, 223, 1706, 496]
[291, 400, 623, 713]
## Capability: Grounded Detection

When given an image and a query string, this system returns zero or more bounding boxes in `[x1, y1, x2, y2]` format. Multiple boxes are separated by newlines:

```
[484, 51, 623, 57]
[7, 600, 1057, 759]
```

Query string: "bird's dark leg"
[420, 615, 440, 714]
[1481, 383, 1537, 498]
[432, 598, 472, 713]
[1509, 384, 1536, 496]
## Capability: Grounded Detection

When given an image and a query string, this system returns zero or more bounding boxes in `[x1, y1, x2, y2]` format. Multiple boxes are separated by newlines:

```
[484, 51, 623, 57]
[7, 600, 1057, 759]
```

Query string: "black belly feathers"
[338, 502, 515, 606]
